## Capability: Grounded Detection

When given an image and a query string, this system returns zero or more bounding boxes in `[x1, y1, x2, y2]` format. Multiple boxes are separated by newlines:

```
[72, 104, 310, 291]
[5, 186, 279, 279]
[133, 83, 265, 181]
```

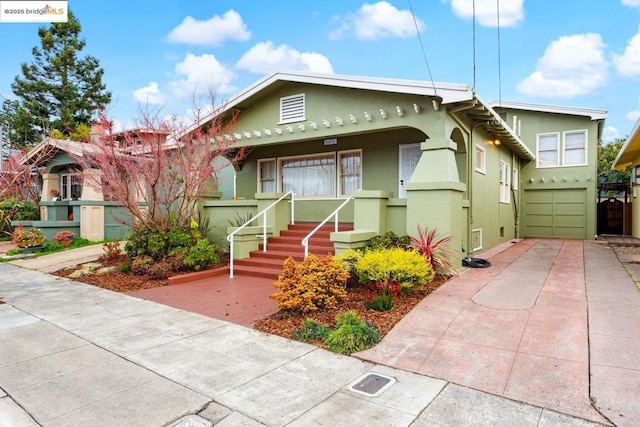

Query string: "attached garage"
[523, 189, 586, 238]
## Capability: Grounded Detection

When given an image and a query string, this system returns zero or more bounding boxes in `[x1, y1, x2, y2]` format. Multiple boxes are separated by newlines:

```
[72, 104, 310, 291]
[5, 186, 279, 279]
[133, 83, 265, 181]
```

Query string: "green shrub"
[167, 249, 188, 272]
[354, 247, 434, 291]
[292, 318, 331, 342]
[13, 228, 47, 248]
[131, 255, 154, 275]
[40, 241, 64, 253]
[270, 254, 349, 314]
[6, 248, 21, 256]
[124, 225, 194, 260]
[365, 292, 394, 311]
[146, 261, 172, 280]
[325, 311, 380, 354]
[182, 238, 220, 271]
[70, 237, 91, 248]
[367, 231, 410, 251]
[119, 259, 132, 273]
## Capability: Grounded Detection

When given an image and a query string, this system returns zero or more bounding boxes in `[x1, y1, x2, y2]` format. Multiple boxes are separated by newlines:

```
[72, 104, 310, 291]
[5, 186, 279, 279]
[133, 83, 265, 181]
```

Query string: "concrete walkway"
[356, 238, 640, 426]
[0, 239, 619, 426]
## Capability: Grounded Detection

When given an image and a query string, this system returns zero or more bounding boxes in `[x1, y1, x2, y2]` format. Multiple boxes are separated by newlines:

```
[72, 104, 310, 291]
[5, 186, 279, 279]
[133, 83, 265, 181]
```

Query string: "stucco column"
[352, 190, 391, 235]
[255, 192, 291, 236]
[41, 173, 59, 201]
[405, 137, 465, 270]
[81, 168, 104, 201]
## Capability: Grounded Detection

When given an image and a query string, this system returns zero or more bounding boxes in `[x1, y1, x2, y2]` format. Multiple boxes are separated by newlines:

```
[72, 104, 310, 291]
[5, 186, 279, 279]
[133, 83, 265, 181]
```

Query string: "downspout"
[449, 109, 485, 262]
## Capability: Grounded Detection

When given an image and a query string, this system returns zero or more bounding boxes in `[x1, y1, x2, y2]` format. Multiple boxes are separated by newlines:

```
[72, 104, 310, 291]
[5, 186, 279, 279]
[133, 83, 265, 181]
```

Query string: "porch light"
[297, 124, 305, 132]
[263, 129, 272, 136]
[322, 119, 331, 128]
[274, 127, 282, 135]
[286, 125, 294, 133]
[253, 130, 261, 137]
[432, 99, 440, 111]
[413, 103, 421, 114]
[396, 106, 404, 117]
[349, 114, 358, 124]
[380, 109, 388, 119]
[335, 117, 344, 126]
[364, 112, 372, 121]
[494, 139, 501, 145]
[309, 121, 318, 130]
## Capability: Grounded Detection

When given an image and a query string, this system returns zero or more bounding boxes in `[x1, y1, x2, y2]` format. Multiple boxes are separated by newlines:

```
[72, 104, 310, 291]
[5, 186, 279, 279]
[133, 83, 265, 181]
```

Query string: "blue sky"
[1, 0, 639, 143]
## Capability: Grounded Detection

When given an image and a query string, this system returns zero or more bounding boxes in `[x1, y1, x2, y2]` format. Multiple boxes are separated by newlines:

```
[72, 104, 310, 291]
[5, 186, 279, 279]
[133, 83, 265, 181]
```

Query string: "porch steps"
[232, 222, 353, 280]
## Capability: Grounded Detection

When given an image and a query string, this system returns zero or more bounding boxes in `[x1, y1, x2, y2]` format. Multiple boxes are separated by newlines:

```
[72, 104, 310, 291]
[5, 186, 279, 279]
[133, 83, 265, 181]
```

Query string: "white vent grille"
[280, 93, 305, 124]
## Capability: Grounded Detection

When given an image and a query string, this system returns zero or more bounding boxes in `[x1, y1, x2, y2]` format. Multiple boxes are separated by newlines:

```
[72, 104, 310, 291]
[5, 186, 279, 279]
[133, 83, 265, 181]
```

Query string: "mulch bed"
[254, 276, 448, 344]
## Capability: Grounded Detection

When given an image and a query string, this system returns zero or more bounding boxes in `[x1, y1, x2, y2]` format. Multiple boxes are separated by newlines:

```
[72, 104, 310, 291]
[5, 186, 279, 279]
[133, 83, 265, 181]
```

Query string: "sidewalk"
[0, 239, 613, 426]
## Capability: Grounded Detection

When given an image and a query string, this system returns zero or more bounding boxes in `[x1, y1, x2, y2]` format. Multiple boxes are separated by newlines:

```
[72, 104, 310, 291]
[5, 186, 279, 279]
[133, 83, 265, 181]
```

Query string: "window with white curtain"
[338, 150, 361, 197]
[475, 145, 486, 174]
[499, 160, 511, 204]
[537, 130, 587, 168]
[258, 159, 276, 192]
[281, 154, 336, 197]
[257, 150, 362, 198]
[564, 130, 587, 165]
[537, 133, 559, 167]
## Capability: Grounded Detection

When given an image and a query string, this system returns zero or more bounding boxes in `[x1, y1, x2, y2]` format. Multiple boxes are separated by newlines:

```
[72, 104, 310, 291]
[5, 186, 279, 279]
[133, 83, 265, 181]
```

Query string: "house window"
[499, 160, 511, 204]
[537, 130, 587, 167]
[475, 145, 486, 174]
[258, 159, 276, 193]
[338, 150, 362, 197]
[279, 93, 305, 124]
[537, 133, 559, 167]
[281, 154, 335, 197]
[564, 130, 587, 165]
[60, 173, 82, 200]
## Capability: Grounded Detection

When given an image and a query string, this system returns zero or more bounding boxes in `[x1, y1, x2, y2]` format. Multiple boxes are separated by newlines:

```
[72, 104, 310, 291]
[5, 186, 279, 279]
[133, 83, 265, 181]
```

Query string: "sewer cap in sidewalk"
[168, 414, 212, 427]
[348, 372, 396, 397]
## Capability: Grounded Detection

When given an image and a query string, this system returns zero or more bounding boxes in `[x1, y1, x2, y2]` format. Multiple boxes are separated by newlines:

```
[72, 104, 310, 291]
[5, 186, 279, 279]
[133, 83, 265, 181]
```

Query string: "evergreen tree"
[6, 10, 111, 147]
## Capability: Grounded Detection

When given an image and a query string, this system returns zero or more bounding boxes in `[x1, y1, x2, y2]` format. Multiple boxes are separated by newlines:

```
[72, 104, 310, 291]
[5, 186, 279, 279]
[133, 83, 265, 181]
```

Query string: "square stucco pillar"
[255, 192, 292, 236]
[81, 168, 104, 201]
[405, 136, 466, 269]
[41, 173, 59, 202]
[352, 190, 391, 236]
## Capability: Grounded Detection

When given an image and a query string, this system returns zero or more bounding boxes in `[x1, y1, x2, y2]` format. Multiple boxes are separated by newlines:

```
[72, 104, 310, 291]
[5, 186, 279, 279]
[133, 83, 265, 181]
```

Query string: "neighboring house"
[195, 71, 606, 265]
[18, 138, 129, 241]
[613, 117, 640, 237]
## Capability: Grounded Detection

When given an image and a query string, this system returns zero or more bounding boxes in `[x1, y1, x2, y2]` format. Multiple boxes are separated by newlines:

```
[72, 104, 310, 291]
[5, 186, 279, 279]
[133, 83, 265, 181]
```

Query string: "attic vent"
[280, 93, 305, 124]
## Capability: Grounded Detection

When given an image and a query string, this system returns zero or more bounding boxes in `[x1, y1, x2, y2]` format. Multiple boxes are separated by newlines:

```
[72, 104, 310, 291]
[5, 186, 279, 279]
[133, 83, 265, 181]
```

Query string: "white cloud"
[517, 33, 608, 98]
[602, 126, 621, 143]
[236, 41, 334, 74]
[330, 1, 424, 40]
[613, 26, 640, 78]
[450, 0, 524, 27]
[622, 0, 640, 8]
[169, 53, 237, 99]
[133, 82, 166, 105]
[167, 10, 251, 46]
[625, 110, 640, 121]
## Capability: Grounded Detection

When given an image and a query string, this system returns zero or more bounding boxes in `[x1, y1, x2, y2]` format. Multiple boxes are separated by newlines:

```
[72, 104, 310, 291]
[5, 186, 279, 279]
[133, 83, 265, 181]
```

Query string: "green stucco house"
[197, 71, 607, 267]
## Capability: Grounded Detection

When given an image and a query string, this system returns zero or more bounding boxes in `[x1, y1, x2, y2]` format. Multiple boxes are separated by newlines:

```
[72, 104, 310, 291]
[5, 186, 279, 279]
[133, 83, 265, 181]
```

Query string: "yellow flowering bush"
[270, 254, 349, 313]
[354, 247, 434, 291]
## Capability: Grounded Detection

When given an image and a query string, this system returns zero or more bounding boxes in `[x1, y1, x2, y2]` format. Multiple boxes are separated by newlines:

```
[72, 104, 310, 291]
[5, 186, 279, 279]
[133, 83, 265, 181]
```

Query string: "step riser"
[230, 222, 352, 279]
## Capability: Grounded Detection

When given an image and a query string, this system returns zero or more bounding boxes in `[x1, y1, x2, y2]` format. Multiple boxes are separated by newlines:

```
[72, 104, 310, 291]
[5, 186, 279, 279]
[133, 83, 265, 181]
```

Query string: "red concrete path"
[127, 275, 278, 328]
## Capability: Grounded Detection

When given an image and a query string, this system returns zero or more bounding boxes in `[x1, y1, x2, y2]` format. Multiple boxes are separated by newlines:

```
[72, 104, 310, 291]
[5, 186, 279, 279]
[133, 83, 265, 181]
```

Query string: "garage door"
[523, 189, 586, 238]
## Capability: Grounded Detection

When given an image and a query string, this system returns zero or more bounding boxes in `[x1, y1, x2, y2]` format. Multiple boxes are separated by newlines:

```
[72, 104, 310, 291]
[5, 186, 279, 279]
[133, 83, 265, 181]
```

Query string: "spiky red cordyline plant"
[409, 225, 458, 277]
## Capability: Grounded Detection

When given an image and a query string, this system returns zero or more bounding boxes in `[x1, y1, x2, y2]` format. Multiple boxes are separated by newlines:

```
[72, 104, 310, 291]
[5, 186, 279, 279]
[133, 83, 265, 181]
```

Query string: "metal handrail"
[227, 191, 295, 278]
[301, 196, 353, 258]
